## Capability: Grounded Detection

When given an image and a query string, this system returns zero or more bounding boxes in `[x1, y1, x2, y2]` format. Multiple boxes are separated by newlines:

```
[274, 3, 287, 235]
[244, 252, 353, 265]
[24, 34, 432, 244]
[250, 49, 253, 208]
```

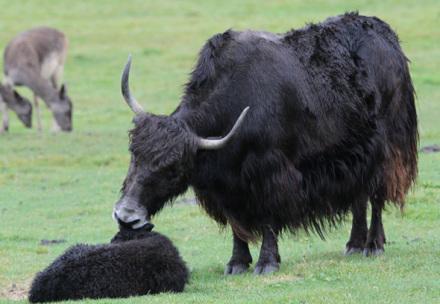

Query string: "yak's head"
[113, 56, 249, 229]
[0, 84, 32, 128]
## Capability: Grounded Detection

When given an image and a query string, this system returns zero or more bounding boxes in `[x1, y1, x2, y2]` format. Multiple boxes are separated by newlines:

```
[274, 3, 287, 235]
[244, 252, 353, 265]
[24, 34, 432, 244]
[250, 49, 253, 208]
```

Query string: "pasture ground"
[0, 1, 439, 303]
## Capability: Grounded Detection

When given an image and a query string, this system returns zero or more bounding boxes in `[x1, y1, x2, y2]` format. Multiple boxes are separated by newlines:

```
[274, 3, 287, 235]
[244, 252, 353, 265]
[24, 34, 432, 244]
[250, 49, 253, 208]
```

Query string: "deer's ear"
[13, 90, 23, 101]
[59, 84, 67, 99]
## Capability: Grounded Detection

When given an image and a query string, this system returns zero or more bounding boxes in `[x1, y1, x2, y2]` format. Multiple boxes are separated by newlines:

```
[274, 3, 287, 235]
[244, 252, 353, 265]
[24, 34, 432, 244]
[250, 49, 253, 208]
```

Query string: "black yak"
[28, 226, 189, 303]
[113, 12, 418, 274]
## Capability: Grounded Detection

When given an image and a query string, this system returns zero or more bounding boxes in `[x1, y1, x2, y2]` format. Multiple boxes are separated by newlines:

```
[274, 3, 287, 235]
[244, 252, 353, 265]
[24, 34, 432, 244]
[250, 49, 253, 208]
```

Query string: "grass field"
[0, 0, 439, 303]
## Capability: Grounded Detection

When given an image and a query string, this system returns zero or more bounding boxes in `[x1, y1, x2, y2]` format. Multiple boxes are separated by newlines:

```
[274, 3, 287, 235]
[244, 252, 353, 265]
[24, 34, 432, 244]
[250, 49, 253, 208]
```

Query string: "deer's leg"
[33, 94, 42, 132]
[254, 225, 280, 275]
[0, 99, 9, 133]
[225, 231, 252, 275]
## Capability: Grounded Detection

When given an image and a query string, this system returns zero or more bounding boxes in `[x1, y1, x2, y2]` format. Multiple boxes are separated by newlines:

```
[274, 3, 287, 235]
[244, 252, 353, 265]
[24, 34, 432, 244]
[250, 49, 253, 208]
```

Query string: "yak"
[28, 225, 189, 303]
[113, 12, 418, 275]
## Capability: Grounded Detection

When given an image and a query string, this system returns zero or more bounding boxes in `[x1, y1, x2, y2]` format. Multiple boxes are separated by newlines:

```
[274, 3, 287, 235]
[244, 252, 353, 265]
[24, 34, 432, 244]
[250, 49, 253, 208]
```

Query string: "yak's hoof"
[224, 261, 250, 275]
[254, 262, 279, 275]
[363, 238, 385, 257]
[345, 246, 364, 255]
[363, 247, 384, 257]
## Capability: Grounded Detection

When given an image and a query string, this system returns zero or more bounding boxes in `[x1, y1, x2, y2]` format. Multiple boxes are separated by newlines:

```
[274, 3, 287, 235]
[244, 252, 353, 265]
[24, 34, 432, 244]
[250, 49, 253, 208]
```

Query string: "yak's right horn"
[197, 107, 250, 150]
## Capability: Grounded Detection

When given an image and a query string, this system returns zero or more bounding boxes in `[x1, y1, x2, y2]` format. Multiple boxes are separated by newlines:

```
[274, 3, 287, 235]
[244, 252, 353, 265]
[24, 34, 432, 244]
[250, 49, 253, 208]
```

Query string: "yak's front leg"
[224, 231, 253, 275]
[254, 225, 280, 275]
[345, 195, 368, 255]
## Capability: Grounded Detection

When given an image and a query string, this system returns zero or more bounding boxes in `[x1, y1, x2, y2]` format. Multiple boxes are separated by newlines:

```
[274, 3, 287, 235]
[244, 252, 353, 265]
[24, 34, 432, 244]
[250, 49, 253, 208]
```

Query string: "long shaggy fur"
[28, 228, 189, 303]
[126, 12, 418, 241]
[183, 13, 417, 239]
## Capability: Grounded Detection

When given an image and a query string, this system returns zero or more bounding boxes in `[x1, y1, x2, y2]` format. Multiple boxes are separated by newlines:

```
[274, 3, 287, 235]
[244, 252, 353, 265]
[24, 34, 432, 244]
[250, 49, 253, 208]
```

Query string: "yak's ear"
[59, 84, 68, 99]
[147, 127, 195, 172]
[149, 143, 185, 172]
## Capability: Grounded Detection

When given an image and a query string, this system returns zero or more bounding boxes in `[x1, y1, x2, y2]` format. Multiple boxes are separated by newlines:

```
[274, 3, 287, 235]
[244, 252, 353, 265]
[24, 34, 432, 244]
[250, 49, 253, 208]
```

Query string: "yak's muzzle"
[113, 198, 150, 230]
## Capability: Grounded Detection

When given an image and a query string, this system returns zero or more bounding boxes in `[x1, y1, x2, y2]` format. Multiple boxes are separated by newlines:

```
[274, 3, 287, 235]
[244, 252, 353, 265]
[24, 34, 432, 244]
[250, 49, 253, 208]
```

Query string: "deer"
[1, 27, 73, 133]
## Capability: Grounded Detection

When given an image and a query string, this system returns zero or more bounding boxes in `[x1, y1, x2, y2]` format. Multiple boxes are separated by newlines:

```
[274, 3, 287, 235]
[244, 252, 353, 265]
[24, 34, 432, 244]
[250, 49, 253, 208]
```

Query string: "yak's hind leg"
[254, 225, 280, 275]
[224, 231, 252, 275]
[364, 192, 386, 256]
[345, 195, 368, 255]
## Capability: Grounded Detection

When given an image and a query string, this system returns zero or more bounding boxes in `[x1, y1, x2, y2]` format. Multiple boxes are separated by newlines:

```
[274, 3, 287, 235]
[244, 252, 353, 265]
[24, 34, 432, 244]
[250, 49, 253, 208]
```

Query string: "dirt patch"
[420, 144, 440, 153]
[40, 239, 67, 246]
[0, 281, 30, 301]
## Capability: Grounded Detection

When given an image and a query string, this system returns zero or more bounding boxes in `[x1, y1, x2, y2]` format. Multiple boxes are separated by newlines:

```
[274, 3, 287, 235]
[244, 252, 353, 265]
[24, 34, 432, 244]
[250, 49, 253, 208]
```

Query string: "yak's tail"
[382, 63, 418, 208]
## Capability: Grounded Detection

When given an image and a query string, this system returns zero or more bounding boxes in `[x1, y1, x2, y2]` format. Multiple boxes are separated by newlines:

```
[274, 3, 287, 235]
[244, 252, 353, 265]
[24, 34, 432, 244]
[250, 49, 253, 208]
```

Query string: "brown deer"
[1, 27, 73, 132]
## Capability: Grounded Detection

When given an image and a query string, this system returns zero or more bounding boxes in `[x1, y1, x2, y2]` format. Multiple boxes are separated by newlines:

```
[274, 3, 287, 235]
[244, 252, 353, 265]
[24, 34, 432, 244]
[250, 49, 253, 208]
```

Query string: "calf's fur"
[28, 228, 189, 303]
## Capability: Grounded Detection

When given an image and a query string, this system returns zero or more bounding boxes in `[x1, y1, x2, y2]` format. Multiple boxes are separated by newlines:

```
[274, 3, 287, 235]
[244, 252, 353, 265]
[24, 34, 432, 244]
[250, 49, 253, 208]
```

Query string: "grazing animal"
[28, 225, 189, 303]
[1, 27, 72, 132]
[113, 12, 418, 275]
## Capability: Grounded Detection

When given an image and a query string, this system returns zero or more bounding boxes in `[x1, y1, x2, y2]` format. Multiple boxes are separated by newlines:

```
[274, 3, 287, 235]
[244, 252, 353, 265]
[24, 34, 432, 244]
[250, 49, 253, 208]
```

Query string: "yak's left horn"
[121, 55, 145, 115]
[197, 107, 250, 150]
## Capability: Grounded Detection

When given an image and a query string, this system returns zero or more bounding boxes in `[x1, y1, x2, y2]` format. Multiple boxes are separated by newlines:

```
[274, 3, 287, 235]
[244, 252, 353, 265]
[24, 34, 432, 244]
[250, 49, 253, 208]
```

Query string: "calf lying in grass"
[28, 225, 189, 303]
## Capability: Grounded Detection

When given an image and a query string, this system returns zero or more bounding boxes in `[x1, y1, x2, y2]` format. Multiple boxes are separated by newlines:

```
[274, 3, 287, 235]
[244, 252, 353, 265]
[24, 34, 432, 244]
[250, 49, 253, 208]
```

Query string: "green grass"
[0, 0, 439, 303]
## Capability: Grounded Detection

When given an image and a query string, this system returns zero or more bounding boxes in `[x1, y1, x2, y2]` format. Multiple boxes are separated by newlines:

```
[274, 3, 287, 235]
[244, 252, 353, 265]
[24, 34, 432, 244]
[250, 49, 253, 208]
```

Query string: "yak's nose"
[115, 206, 135, 221]
[113, 205, 150, 230]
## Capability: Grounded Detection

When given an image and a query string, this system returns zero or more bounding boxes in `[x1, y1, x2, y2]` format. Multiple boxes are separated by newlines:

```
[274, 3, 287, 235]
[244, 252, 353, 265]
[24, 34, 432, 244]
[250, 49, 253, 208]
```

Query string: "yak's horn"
[121, 55, 144, 115]
[197, 107, 250, 150]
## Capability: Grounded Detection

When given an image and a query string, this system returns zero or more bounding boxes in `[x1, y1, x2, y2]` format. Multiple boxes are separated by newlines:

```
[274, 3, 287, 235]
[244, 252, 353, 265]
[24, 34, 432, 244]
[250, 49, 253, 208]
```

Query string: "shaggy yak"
[28, 225, 189, 303]
[113, 12, 418, 275]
